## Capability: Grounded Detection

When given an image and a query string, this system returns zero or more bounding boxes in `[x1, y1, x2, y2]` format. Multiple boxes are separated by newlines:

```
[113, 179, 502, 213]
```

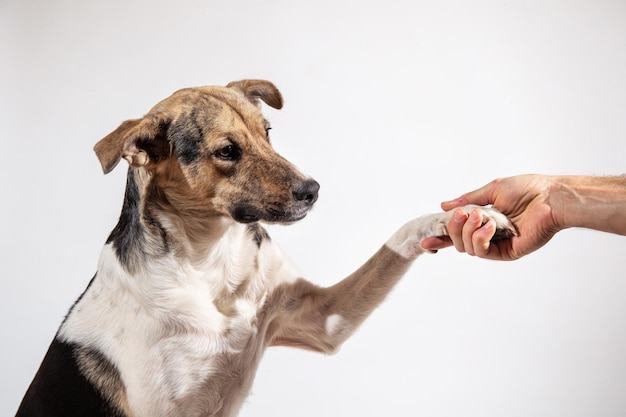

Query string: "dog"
[16, 79, 515, 417]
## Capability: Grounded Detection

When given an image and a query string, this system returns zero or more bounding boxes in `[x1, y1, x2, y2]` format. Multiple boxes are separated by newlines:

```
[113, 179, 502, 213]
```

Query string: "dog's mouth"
[229, 179, 319, 224]
[230, 202, 313, 224]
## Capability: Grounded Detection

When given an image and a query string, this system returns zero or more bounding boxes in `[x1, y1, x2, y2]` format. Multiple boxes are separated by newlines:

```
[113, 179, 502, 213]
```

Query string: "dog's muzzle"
[231, 179, 320, 224]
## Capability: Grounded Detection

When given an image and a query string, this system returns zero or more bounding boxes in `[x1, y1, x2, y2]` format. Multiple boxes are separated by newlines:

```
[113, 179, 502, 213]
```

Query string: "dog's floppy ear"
[226, 79, 284, 110]
[93, 114, 171, 174]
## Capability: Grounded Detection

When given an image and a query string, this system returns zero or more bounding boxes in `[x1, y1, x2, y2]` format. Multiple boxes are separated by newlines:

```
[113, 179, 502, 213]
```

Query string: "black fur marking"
[106, 168, 146, 268]
[247, 223, 270, 247]
[106, 169, 170, 269]
[170, 108, 213, 165]
[15, 340, 125, 417]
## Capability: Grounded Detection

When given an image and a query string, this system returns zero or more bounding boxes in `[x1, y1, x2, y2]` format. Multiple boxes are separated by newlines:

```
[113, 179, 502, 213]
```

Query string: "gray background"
[2, 0, 626, 416]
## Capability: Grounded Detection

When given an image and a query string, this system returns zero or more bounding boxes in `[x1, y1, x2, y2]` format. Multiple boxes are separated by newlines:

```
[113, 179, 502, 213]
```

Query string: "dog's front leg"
[267, 206, 514, 354]
[267, 244, 412, 353]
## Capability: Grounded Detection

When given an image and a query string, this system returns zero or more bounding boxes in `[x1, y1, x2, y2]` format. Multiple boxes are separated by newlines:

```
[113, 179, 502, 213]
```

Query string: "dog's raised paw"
[457, 204, 516, 241]
[385, 205, 516, 259]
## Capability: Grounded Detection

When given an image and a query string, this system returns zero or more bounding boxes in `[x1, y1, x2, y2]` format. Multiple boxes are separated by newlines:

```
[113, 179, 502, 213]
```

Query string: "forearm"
[551, 175, 626, 235]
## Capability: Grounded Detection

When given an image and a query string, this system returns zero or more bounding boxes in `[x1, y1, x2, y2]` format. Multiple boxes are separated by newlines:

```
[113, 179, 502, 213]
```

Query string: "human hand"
[422, 174, 562, 260]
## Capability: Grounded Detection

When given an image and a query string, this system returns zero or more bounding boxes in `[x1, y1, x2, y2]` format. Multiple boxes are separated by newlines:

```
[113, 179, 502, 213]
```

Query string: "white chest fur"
[58, 226, 295, 417]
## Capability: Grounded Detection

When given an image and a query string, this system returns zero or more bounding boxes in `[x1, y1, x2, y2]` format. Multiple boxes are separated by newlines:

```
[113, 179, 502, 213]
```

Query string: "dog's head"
[94, 80, 319, 224]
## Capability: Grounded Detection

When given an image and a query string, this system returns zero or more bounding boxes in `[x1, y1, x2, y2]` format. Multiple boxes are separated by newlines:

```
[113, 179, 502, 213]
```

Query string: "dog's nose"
[293, 179, 320, 205]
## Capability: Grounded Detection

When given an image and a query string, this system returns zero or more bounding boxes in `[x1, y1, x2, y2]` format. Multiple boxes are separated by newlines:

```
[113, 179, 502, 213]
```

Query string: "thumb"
[421, 236, 453, 251]
[441, 180, 498, 211]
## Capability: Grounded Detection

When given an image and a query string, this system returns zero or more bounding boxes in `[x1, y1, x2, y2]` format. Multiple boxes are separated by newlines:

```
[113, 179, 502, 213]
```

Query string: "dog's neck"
[106, 167, 253, 273]
[98, 167, 270, 331]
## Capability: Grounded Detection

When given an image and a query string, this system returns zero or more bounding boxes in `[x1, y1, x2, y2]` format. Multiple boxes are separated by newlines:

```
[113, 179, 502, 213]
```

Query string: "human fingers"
[461, 209, 485, 256]
[447, 209, 469, 253]
[472, 219, 497, 258]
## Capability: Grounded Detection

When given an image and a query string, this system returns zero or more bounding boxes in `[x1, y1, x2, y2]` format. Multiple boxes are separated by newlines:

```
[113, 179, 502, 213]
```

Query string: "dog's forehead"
[150, 86, 266, 127]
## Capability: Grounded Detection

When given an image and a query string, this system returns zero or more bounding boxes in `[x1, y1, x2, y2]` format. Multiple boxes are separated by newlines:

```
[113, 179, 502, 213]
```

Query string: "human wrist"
[550, 175, 626, 234]
[549, 176, 583, 230]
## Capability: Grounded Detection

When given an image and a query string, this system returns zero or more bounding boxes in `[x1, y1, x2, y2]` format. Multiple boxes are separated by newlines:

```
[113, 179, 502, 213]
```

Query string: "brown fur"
[95, 80, 310, 229]
[17, 79, 514, 417]
[265, 245, 413, 352]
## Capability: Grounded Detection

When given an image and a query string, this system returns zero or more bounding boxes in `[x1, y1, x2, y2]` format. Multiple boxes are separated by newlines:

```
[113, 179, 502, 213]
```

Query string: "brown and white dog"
[16, 80, 514, 417]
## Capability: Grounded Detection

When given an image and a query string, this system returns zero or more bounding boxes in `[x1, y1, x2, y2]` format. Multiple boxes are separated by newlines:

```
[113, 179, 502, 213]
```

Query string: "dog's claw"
[491, 223, 517, 241]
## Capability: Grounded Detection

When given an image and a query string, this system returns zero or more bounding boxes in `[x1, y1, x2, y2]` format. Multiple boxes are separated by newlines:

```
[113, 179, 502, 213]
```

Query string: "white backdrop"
[2, 1, 626, 416]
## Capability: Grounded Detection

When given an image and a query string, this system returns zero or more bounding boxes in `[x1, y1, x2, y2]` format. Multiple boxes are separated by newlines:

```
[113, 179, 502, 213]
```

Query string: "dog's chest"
[59, 240, 277, 417]
[125, 295, 265, 417]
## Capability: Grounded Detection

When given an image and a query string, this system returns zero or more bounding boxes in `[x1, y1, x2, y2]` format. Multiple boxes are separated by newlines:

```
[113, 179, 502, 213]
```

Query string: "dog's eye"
[215, 145, 241, 161]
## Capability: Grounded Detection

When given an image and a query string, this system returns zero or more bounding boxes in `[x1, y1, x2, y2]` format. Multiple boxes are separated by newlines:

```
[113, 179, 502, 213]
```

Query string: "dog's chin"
[230, 203, 311, 225]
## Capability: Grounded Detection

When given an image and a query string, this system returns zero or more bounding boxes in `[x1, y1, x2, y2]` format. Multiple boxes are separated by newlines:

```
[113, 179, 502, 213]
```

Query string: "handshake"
[421, 173, 626, 261]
